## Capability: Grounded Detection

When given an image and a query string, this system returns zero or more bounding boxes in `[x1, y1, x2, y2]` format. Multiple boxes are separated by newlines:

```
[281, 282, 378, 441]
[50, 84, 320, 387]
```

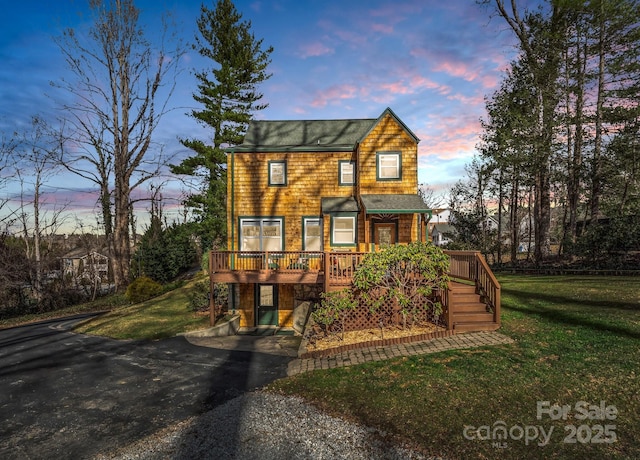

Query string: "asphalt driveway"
[0, 313, 294, 459]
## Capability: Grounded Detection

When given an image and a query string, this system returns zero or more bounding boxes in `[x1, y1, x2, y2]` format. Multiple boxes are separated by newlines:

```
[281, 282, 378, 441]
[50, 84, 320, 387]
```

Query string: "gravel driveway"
[96, 391, 437, 460]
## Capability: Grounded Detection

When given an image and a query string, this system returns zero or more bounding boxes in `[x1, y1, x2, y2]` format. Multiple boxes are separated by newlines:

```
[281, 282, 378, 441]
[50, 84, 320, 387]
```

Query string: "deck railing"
[210, 250, 325, 272]
[444, 250, 501, 326]
[210, 249, 500, 326]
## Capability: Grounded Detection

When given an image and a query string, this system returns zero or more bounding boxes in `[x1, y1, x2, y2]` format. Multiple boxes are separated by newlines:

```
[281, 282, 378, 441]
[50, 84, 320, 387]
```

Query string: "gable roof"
[432, 223, 456, 235]
[231, 108, 419, 153]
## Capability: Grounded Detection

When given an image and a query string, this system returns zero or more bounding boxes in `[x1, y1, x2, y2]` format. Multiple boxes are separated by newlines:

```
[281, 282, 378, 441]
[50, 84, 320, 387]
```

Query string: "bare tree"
[418, 183, 446, 209]
[0, 129, 17, 231]
[15, 117, 68, 301]
[54, 0, 183, 290]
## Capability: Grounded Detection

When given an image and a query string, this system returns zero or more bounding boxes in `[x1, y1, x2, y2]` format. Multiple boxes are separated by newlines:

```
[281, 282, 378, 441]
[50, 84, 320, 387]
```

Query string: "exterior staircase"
[448, 282, 500, 332]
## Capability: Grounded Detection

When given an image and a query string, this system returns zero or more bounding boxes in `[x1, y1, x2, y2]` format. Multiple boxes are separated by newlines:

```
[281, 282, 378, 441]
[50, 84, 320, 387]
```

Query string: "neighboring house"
[430, 208, 451, 225]
[432, 223, 456, 247]
[62, 249, 109, 283]
[211, 108, 433, 328]
[428, 208, 451, 241]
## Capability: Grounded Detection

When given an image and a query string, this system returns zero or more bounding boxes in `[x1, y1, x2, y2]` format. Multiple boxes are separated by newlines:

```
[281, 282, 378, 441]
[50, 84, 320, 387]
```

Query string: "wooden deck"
[209, 250, 501, 332]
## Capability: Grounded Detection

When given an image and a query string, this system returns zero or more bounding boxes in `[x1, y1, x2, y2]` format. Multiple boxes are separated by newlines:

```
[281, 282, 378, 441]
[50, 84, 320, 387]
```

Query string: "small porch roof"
[321, 196, 359, 213]
[360, 194, 431, 214]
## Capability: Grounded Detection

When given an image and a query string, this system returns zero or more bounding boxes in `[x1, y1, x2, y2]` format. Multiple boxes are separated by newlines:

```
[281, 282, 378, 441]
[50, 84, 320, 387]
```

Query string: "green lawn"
[73, 274, 211, 340]
[269, 275, 640, 459]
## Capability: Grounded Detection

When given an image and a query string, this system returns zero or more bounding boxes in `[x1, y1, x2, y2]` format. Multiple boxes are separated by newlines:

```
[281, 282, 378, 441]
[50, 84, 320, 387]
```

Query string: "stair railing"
[444, 250, 501, 327]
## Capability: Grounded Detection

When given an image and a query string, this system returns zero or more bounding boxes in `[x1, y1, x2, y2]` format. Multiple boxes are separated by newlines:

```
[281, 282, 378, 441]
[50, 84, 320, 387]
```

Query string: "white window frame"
[331, 214, 357, 246]
[269, 160, 287, 186]
[239, 217, 284, 251]
[339, 160, 355, 185]
[303, 217, 323, 251]
[377, 152, 401, 180]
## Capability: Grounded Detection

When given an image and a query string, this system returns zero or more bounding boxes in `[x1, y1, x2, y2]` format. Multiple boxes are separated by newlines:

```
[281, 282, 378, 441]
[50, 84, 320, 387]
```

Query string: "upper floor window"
[339, 160, 355, 185]
[376, 152, 401, 181]
[269, 160, 287, 186]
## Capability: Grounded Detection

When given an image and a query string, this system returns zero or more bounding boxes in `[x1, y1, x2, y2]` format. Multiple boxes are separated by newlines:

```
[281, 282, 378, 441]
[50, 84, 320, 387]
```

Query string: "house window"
[376, 152, 401, 180]
[303, 217, 323, 251]
[339, 161, 355, 185]
[331, 214, 357, 246]
[269, 160, 287, 186]
[240, 218, 284, 251]
[259, 285, 274, 306]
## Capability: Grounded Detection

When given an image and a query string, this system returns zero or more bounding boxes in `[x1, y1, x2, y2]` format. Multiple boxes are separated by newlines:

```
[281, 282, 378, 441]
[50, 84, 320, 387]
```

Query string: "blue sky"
[0, 0, 524, 231]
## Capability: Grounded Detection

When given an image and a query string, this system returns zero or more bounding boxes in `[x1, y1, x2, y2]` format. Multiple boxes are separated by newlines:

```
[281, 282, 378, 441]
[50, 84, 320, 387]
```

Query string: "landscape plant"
[124, 276, 163, 304]
[352, 242, 449, 328]
[311, 290, 358, 340]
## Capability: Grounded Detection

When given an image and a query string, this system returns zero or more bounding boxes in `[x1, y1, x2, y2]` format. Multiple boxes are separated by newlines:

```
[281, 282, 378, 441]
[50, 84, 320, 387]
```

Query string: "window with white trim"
[332, 215, 356, 246]
[269, 160, 287, 186]
[303, 217, 323, 251]
[377, 152, 401, 180]
[339, 161, 355, 185]
[240, 218, 283, 251]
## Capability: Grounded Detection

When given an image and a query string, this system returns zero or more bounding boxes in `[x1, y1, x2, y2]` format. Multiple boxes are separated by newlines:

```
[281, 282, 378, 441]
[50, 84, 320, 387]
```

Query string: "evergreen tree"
[172, 0, 273, 249]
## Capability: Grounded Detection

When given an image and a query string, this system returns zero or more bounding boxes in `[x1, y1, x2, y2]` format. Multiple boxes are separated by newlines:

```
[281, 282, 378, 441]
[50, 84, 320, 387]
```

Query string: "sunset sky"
[0, 0, 531, 231]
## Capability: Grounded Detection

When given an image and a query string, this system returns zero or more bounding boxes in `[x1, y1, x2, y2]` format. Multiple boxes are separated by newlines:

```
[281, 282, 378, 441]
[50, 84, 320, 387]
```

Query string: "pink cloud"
[414, 114, 484, 161]
[332, 29, 368, 47]
[377, 73, 451, 98]
[432, 60, 479, 82]
[310, 84, 358, 107]
[297, 41, 334, 59]
[371, 23, 394, 34]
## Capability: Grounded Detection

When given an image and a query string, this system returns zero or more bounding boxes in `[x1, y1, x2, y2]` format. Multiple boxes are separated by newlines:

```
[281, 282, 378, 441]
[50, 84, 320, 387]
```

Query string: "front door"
[256, 284, 278, 326]
[374, 223, 396, 247]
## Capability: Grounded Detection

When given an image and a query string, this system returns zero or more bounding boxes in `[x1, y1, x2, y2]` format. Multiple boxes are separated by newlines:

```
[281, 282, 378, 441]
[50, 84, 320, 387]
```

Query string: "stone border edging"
[299, 329, 455, 359]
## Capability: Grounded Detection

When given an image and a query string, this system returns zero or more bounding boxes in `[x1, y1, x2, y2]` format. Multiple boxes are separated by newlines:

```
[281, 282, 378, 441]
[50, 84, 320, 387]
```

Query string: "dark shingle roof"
[235, 119, 376, 152]
[360, 194, 431, 214]
[230, 108, 419, 153]
[321, 197, 360, 213]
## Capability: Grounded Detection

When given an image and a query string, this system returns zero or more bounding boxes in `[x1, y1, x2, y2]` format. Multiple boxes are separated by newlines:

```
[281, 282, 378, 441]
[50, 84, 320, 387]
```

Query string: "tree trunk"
[591, 4, 606, 220]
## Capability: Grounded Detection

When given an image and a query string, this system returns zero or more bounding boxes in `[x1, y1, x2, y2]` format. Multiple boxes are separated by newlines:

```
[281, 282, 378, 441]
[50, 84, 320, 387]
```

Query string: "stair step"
[450, 283, 476, 292]
[454, 302, 488, 312]
[451, 293, 482, 303]
[453, 322, 500, 332]
[452, 312, 494, 322]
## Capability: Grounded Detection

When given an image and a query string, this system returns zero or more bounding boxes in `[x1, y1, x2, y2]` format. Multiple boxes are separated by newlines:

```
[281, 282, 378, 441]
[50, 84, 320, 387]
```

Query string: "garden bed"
[300, 322, 449, 359]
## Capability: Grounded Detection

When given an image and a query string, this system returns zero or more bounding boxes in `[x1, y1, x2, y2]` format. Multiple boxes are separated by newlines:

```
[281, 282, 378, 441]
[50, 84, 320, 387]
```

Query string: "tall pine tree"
[172, 0, 273, 249]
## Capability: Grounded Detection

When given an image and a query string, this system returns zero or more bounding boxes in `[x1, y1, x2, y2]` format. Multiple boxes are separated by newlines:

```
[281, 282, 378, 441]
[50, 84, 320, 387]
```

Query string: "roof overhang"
[321, 197, 359, 213]
[360, 194, 431, 214]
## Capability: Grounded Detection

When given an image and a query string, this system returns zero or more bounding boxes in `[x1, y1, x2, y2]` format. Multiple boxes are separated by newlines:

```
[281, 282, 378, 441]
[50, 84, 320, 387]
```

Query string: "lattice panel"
[329, 293, 447, 334]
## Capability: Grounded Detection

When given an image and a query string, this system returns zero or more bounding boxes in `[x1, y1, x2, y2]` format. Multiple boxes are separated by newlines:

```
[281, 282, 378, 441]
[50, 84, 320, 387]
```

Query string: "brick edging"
[299, 329, 455, 359]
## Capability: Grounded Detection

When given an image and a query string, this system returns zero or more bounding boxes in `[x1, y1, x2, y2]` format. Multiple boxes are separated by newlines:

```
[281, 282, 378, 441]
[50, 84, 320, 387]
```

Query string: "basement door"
[256, 284, 278, 326]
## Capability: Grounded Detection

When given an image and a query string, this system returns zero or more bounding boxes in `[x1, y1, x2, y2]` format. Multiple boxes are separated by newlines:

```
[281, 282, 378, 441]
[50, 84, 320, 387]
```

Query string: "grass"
[268, 275, 640, 459]
[73, 273, 211, 340]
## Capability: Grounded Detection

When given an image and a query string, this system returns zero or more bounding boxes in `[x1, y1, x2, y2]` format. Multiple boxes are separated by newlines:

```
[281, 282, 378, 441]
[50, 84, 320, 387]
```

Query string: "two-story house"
[210, 108, 501, 332]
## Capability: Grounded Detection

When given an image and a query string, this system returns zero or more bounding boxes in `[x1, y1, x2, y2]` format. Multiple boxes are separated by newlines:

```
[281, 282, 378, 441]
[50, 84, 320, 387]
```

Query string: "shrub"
[352, 242, 449, 325]
[187, 280, 210, 313]
[311, 290, 358, 339]
[125, 276, 163, 304]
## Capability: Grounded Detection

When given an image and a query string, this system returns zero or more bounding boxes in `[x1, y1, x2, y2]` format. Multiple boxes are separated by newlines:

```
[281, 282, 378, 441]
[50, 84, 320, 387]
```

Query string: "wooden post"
[324, 251, 330, 291]
[445, 281, 453, 331]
